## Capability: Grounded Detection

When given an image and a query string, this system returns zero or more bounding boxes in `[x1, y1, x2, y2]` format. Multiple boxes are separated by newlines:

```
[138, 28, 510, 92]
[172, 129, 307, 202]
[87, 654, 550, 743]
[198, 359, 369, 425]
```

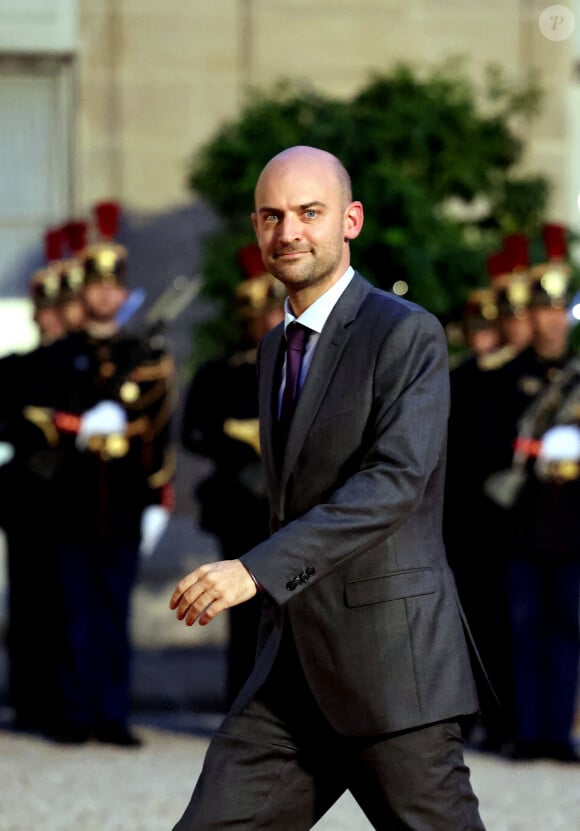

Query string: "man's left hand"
[169, 559, 257, 626]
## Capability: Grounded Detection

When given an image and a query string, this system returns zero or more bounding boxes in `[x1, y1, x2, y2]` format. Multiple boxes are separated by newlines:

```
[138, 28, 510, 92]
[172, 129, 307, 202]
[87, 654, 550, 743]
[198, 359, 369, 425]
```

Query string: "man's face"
[33, 306, 66, 343]
[466, 325, 499, 357]
[83, 282, 128, 324]
[531, 306, 570, 352]
[252, 150, 362, 295]
[62, 297, 87, 332]
[500, 313, 533, 351]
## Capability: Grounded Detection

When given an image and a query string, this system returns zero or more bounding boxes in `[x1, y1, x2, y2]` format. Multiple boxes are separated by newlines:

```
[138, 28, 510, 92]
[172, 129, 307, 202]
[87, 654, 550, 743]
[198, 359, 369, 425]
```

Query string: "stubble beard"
[268, 242, 343, 293]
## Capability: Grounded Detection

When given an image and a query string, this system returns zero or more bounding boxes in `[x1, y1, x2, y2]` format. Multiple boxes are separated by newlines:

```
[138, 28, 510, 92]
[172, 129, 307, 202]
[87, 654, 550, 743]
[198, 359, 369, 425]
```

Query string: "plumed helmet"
[82, 242, 128, 287]
[462, 287, 498, 332]
[58, 258, 85, 300]
[494, 270, 531, 318]
[529, 224, 571, 309]
[29, 266, 62, 309]
[82, 201, 127, 286]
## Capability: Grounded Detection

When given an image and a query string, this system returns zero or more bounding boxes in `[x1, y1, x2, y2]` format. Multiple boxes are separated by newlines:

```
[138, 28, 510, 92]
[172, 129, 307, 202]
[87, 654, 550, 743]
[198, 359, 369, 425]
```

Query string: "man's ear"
[251, 212, 258, 237]
[344, 201, 364, 241]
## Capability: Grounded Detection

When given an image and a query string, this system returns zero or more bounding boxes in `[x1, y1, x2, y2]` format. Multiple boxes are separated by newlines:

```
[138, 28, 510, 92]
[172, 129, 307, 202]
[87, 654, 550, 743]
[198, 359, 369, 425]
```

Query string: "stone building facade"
[0, 0, 578, 300]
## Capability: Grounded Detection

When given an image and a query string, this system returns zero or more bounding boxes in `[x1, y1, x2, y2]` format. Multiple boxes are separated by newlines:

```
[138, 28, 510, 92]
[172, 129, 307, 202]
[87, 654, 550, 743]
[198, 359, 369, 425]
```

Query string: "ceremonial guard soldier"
[484, 223, 580, 761]
[29, 227, 70, 344]
[445, 255, 531, 752]
[1, 203, 175, 744]
[0, 227, 74, 733]
[27, 221, 89, 344]
[181, 244, 285, 705]
[29, 267, 67, 344]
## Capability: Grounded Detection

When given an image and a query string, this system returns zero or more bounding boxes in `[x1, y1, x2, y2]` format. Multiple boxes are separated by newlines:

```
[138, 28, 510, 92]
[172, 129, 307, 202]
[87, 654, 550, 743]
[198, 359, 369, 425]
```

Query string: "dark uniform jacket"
[490, 344, 580, 558]
[0, 329, 174, 541]
[181, 344, 268, 555]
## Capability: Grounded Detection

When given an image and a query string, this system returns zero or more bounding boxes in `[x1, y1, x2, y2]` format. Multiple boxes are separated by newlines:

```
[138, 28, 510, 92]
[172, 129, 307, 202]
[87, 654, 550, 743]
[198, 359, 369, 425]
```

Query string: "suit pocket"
[345, 567, 435, 607]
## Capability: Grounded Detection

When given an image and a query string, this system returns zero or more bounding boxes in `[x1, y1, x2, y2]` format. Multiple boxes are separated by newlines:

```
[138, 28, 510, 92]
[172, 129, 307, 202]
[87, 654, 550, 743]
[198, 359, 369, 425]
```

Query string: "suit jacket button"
[306, 566, 315, 575]
[286, 580, 297, 591]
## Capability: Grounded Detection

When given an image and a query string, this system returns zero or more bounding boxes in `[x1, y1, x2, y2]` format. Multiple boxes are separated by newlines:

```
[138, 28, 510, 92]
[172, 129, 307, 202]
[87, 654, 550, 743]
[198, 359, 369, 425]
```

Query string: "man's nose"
[277, 214, 301, 242]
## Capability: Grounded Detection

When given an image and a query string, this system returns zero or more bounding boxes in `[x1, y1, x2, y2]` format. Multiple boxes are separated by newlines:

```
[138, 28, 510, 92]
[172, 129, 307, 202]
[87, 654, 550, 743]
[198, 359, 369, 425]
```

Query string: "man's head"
[57, 258, 87, 332]
[494, 270, 532, 352]
[252, 146, 363, 312]
[29, 266, 67, 344]
[461, 288, 500, 357]
[525, 262, 572, 358]
[80, 242, 129, 328]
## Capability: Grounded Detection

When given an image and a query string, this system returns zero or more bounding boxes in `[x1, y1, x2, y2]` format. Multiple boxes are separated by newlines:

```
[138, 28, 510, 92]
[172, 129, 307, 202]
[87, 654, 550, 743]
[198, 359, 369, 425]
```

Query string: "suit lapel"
[258, 323, 285, 508]
[260, 273, 373, 515]
[279, 273, 372, 491]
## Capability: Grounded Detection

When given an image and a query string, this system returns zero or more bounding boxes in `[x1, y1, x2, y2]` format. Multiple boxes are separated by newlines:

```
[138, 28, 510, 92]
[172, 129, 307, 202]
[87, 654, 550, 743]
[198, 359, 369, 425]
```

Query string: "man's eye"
[304, 210, 318, 219]
[265, 214, 279, 223]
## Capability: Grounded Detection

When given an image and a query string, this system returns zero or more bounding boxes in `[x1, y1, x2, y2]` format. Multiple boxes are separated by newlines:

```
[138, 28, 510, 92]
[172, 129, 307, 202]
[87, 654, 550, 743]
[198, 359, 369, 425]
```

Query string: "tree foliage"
[186, 61, 548, 364]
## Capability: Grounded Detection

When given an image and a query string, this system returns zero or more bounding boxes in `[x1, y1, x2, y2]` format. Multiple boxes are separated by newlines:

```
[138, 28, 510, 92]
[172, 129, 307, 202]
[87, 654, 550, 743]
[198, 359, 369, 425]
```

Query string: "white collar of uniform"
[283, 267, 354, 335]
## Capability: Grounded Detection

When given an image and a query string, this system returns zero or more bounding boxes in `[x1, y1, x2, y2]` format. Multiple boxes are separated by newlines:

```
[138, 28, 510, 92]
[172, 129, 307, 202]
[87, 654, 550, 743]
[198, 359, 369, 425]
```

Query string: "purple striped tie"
[278, 322, 310, 447]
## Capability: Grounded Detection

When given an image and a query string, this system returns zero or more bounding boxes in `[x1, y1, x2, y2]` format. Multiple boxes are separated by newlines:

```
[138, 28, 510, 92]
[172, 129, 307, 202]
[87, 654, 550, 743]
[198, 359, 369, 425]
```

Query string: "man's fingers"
[175, 584, 207, 620]
[170, 560, 256, 626]
[169, 565, 210, 611]
[187, 599, 217, 627]
[169, 571, 197, 609]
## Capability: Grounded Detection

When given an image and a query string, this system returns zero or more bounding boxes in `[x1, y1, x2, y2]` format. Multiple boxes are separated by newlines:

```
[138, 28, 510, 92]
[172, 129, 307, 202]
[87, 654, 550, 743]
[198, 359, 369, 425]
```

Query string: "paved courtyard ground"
[2, 517, 579, 830]
[1, 712, 579, 831]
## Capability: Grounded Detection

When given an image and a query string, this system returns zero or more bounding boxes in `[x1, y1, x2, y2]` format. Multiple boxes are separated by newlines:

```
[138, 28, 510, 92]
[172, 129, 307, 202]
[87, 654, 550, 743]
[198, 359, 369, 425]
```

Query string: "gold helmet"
[58, 258, 85, 299]
[529, 262, 572, 309]
[82, 201, 127, 286]
[29, 266, 62, 309]
[82, 242, 128, 287]
[529, 224, 571, 309]
[462, 288, 498, 332]
[494, 270, 531, 318]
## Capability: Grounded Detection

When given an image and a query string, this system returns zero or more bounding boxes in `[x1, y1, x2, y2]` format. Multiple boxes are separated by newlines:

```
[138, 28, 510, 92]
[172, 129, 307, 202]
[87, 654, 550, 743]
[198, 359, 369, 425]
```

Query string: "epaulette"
[477, 344, 516, 372]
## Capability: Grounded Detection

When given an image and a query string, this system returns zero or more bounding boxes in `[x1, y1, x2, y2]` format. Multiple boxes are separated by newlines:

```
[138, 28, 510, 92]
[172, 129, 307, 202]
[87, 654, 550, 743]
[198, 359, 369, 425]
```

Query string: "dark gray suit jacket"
[241, 272, 478, 736]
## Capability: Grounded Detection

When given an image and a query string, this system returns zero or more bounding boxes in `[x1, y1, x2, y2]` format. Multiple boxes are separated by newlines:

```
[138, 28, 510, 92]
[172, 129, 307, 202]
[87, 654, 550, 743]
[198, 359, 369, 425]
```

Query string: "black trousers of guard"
[173, 626, 485, 831]
[57, 538, 139, 731]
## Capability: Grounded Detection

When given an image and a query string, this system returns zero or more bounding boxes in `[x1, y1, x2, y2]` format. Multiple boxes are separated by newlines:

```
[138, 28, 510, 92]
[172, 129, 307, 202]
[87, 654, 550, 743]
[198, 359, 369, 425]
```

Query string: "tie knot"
[286, 322, 310, 353]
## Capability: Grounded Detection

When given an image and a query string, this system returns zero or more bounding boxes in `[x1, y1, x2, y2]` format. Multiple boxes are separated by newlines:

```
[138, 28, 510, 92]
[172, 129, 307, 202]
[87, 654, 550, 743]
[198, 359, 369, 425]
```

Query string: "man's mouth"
[275, 248, 310, 259]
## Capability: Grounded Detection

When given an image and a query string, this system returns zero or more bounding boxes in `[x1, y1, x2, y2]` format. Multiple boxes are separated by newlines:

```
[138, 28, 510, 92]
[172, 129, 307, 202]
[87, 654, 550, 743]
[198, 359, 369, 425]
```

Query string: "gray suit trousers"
[172, 628, 485, 831]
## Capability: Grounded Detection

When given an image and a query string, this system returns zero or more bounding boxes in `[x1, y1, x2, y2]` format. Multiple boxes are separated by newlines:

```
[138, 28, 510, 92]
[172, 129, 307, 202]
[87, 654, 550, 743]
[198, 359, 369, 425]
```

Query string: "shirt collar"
[284, 267, 354, 335]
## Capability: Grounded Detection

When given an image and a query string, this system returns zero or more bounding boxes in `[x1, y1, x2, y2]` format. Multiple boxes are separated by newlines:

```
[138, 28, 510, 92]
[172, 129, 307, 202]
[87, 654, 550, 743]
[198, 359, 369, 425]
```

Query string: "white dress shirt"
[279, 266, 354, 412]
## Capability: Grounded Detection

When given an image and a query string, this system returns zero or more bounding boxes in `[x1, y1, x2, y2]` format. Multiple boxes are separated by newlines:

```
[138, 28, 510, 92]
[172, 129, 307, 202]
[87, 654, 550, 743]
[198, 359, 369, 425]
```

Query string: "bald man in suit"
[170, 146, 485, 830]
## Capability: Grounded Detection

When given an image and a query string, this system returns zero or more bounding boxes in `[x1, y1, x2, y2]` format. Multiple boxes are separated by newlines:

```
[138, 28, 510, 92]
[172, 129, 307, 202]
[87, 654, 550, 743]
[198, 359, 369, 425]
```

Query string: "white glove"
[535, 424, 580, 481]
[140, 505, 170, 558]
[76, 401, 127, 450]
[0, 442, 14, 467]
[538, 425, 580, 462]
